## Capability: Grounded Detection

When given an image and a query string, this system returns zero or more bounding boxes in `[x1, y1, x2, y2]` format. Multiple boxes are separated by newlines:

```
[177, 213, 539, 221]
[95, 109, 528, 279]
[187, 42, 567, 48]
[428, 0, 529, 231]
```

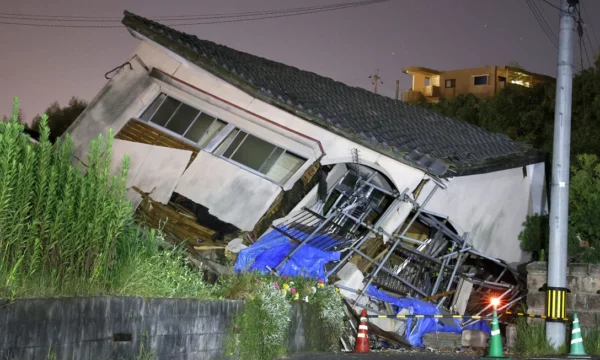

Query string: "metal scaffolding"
[266, 163, 525, 333]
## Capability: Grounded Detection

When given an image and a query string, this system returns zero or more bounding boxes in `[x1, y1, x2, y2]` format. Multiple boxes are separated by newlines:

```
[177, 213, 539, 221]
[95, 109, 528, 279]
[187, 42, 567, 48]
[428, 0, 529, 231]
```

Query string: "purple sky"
[1, 0, 599, 121]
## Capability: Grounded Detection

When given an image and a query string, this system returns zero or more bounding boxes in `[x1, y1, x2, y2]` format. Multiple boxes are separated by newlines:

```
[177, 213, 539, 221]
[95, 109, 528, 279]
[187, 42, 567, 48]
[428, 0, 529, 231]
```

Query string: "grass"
[0, 98, 213, 300]
[516, 319, 600, 357]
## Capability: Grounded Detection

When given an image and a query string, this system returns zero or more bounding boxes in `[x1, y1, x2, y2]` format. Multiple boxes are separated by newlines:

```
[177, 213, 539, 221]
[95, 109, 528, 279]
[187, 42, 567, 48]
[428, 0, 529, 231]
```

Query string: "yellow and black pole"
[546, 286, 568, 323]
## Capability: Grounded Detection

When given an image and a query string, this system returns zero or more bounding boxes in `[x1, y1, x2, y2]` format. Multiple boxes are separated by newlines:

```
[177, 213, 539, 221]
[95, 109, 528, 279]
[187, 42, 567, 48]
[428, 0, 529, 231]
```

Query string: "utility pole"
[395, 80, 400, 100]
[369, 69, 383, 94]
[547, 0, 578, 348]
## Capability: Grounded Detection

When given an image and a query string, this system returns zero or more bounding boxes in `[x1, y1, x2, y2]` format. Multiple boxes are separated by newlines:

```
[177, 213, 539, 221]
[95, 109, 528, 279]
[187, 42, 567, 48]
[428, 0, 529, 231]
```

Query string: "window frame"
[135, 92, 307, 186]
[472, 74, 489, 86]
[139, 93, 228, 148]
[211, 126, 306, 184]
[444, 79, 456, 88]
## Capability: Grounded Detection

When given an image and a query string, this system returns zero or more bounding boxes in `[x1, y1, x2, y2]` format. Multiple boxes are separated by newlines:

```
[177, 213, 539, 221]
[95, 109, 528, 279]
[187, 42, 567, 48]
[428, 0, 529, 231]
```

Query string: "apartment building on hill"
[401, 65, 555, 103]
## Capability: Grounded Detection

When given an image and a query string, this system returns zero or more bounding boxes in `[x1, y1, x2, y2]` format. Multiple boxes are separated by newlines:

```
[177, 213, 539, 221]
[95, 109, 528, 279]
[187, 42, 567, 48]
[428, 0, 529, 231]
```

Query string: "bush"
[0, 98, 210, 299]
[519, 154, 600, 263]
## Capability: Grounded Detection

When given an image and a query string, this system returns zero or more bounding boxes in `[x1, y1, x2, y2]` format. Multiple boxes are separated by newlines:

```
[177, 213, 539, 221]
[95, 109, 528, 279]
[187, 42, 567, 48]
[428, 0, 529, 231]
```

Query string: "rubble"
[233, 163, 526, 349]
[130, 159, 526, 350]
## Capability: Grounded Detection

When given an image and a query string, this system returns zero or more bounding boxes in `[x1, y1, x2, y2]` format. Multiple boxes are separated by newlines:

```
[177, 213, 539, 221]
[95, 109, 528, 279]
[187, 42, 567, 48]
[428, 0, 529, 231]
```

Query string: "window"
[445, 79, 456, 88]
[498, 76, 507, 82]
[424, 77, 431, 86]
[139, 94, 227, 148]
[473, 75, 489, 86]
[138, 93, 307, 185]
[214, 128, 306, 183]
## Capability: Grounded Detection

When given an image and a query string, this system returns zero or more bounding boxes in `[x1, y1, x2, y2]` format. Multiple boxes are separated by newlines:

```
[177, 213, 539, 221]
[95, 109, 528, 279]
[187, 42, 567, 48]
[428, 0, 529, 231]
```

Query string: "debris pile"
[233, 163, 526, 349]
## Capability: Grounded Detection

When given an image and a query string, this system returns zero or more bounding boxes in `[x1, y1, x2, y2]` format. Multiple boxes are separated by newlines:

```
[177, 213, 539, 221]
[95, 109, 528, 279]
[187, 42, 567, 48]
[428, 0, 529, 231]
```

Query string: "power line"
[0, 1, 387, 25]
[526, 0, 558, 48]
[576, 3, 594, 69]
[539, 0, 563, 12]
[580, 0, 600, 48]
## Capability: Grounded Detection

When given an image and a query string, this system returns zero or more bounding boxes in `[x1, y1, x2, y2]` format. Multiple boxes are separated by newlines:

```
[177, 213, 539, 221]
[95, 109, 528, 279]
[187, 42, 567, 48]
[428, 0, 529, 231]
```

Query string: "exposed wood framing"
[132, 186, 216, 248]
[116, 119, 199, 166]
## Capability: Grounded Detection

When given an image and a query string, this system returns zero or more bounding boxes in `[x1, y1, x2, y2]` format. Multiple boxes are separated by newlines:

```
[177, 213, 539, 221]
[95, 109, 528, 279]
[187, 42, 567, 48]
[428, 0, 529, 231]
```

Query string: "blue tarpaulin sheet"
[234, 226, 341, 281]
[366, 285, 491, 347]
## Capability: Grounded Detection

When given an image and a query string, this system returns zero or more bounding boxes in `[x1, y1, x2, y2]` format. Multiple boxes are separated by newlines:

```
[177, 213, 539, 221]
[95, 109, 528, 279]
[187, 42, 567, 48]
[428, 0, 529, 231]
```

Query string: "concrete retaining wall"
[527, 262, 600, 327]
[0, 297, 327, 360]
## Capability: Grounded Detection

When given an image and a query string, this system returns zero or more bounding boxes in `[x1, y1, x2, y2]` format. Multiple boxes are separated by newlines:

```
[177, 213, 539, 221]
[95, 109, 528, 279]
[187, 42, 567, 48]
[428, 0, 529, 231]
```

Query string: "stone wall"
[0, 297, 326, 360]
[527, 262, 600, 327]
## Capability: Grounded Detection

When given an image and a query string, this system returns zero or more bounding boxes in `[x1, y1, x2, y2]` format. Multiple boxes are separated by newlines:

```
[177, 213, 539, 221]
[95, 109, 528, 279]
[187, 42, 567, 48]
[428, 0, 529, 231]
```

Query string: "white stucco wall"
[417, 163, 547, 265]
[110, 139, 192, 204]
[66, 55, 157, 163]
[175, 151, 282, 231]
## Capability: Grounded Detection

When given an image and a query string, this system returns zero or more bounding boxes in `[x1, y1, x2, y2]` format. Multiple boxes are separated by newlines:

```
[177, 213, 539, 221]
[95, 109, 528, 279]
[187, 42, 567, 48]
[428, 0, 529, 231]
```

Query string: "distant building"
[401, 65, 555, 103]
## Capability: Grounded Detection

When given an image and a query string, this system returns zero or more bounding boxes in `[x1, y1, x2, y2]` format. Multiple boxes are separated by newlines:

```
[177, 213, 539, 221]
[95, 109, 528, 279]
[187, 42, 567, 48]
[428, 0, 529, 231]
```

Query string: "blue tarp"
[366, 285, 491, 347]
[234, 226, 341, 281]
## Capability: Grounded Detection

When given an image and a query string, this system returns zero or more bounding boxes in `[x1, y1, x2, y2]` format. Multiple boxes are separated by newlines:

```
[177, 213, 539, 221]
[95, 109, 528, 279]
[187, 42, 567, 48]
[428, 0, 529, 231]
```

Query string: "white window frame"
[135, 92, 307, 186]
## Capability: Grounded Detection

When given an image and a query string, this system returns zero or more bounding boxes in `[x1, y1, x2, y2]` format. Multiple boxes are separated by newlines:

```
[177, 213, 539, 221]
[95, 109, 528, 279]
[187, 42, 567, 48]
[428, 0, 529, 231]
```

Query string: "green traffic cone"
[568, 313, 590, 358]
[481, 309, 510, 359]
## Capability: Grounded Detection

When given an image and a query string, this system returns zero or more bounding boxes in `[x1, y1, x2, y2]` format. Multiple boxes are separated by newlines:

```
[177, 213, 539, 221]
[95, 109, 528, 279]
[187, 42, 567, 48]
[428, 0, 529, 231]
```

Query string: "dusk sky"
[1, 0, 599, 121]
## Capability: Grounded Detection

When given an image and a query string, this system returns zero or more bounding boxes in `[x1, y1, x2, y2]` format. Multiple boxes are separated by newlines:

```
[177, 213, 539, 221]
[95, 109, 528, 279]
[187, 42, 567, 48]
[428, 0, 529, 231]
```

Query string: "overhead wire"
[0, 0, 388, 27]
[0, 1, 377, 22]
[580, 0, 600, 49]
[535, 0, 584, 71]
[526, 0, 558, 48]
[576, 2, 593, 69]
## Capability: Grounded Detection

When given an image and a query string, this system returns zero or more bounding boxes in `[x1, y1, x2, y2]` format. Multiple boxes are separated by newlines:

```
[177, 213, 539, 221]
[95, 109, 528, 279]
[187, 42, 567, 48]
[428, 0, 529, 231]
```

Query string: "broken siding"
[175, 151, 283, 231]
[252, 161, 322, 237]
[110, 139, 192, 204]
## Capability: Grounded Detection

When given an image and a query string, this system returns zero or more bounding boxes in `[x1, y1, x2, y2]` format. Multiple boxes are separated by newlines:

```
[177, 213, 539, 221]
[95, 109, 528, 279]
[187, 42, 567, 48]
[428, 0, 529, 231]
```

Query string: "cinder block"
[526, 261, 547, 274]
[581, 276, 600, 294]
[461, 330, 489, 348]
[423, 332, 462, 349]
[527, 273, 547, 293]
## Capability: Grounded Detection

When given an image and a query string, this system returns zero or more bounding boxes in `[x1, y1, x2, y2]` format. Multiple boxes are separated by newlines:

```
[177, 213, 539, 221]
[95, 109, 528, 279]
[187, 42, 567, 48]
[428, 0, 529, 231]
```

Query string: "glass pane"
[473, 76, 488, 85]
[165, 103, 199, 135]
[197, 119, 227, 148]
[266, 151, 305, 183]
[214, 129, 239, 156]
[150, 96, 180, 126]
[184, 112, 216, 142]
[139, 93, 166, 121]
[231, 134, 277, 171]
[223, 131, 248, 159]
[259, 147, 284, 174]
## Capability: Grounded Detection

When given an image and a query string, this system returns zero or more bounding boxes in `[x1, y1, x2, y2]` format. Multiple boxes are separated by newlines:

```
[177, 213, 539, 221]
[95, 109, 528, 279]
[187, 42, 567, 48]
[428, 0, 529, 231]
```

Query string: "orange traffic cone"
[354, 309, 370, 353]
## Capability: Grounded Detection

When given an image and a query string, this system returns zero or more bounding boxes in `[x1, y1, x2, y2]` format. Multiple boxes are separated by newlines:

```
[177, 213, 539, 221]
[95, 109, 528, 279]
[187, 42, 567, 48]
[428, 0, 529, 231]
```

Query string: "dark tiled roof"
[122, 11, 545, 177]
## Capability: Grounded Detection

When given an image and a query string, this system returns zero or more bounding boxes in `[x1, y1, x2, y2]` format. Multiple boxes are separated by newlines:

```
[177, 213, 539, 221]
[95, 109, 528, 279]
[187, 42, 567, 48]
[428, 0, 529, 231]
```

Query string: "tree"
[421, 66, 600, 160]
[31, 97, 87, 141]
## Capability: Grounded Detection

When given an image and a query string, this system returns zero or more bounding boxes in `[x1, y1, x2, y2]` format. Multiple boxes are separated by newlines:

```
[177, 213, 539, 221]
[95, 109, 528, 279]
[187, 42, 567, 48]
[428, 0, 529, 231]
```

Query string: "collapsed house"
[66, 11, 548, 347]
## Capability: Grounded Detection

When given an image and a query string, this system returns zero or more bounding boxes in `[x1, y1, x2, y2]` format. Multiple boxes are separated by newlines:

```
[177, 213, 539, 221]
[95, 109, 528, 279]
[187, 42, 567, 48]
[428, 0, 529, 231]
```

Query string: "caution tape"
[367, 314, 489, 320]
[367, 312, 570, 322]
[505, 311, 569, 322]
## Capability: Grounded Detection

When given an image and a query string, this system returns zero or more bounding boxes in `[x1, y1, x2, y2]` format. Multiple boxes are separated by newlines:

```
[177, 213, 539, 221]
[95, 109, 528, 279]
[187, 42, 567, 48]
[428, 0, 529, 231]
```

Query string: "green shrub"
[519, 214, 549, 260]
[0, 98, 210, 299]
[519, 154, 600, 263]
